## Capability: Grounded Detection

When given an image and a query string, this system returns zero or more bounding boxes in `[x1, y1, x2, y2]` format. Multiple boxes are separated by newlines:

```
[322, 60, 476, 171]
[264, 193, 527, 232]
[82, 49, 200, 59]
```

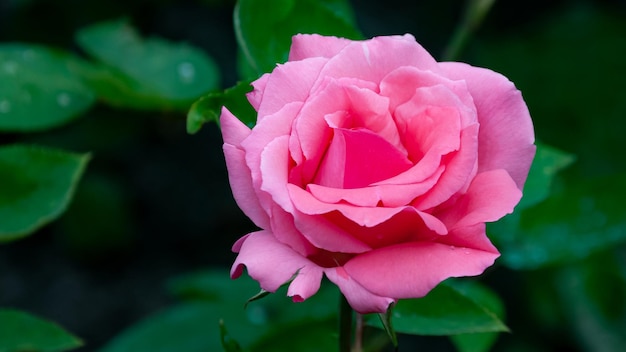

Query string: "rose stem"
[353, 313, 364, 352]
[339, 294, 353, 352]
[442, 0, 497, 61]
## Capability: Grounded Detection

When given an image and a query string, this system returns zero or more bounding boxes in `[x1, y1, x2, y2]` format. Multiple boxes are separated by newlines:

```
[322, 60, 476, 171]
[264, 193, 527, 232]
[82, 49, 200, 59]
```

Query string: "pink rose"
[222, 34, 535, 313]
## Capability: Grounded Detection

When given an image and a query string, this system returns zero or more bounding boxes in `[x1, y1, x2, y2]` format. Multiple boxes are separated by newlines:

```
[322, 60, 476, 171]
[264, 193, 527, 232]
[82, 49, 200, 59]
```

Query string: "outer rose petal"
[436, 169, 522, 230]
[289, 34, 352, 61]
[247, 73, 270, 111]
[231, 230, 324, 301]
[439, 62, 536, 189]
[343, 242, 499, 299]
[222, 144, 270, 230]
[325, 267, 394, 314]
[220, 107, 252, 146]
[255, 57, 327, 118]
[315, 34, 441, 88]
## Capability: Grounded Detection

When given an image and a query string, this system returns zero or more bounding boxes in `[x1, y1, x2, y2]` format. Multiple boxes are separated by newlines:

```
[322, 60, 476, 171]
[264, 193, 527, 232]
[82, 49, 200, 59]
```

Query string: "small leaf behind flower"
[186, 81, 256, 134]
[517, 142, 575, 210]
[366, 280, 508, 336]
[234, 0, 362, 77]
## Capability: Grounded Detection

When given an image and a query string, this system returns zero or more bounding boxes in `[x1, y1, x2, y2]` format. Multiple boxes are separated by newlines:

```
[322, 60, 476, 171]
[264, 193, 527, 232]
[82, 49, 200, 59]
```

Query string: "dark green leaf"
[366, 280, 508, 336]
[448, 280, 506, 352]
[106, 271, 338, 352]
[0, 309, 83, 352]
[248, 317, 337, 352]
[0, 43, 95, 132]
[492, 173, 626, 270]
[167, 270, 338, 324]
[0, 144, 90, 242]
[98, 302, 234, 352]
[186, 81, 256, 134]
[76, 19, 220, 111]
[518, 143, 575, 210]
[234, 0, 362, 77]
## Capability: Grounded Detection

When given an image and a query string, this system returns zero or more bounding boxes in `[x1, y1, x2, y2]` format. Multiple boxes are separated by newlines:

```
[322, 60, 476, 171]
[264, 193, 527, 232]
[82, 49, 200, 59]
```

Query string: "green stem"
[339, 294, 353, 352]
[354, 313, 363, 352]
[442, 0, 497, 61]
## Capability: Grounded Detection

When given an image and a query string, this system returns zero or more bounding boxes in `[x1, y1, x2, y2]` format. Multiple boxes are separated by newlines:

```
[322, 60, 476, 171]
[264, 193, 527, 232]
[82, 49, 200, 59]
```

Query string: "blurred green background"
[1, 0, 625, 351]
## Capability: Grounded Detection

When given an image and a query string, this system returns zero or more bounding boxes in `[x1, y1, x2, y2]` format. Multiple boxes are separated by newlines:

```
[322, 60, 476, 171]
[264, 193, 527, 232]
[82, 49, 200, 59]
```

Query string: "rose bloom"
[221, 34, 535, 313]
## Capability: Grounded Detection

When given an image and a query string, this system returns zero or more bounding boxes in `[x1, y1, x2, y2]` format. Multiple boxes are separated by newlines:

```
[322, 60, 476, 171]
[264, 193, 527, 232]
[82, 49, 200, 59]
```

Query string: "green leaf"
[106, 271, 339, 352]
[167, 270, 338, 323]
[518, 143, 575, 210]
[248, 317, 337, 352]
[0, 309, 83, 352]
[75, 19, 220, 111]
[98, 302, 234, 352]
[186, 81, 256, 134]
[448, 281, 506, 352]
[0, 144, 90, 242]
[234, 0, 362, 77]
[0, 43, 95, 132]
[366, 280, 508, 336]
[492, 173, 626, 270]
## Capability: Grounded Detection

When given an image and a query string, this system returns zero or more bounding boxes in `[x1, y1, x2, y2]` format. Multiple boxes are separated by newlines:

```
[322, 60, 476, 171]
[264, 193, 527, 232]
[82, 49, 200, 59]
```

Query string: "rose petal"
[260, 136, 293, 212]
[247, 73, 270, 111]
[292, 209, 372, 253]
[295, 79, 384, 183]
[437, 223, 499, 255]
[289, 34, 352, 61]
[288, 184, 399, 227]
[289, 184, 448, 233]
[256, 57, 328, 118]
[440, 62, 536, 189]
[223, 144, 270, 229]
[314, 127, 413, 189]
[241, 101, 303, 213]
[380, 66, 476, 116]
[325, 207, 447, 249]
[413, 123, 480, 210]
[314, 34, 440, 89]
[344, 242, 499, 299]
[220, 107, 252, 146]
[307, 167, 442, 208]
[339, 85, 403, 151]
[231, 230, 324, 300]
[268, 203, 318, 256]
[435, 169, 522, 230]
[325, 266, 394, 314]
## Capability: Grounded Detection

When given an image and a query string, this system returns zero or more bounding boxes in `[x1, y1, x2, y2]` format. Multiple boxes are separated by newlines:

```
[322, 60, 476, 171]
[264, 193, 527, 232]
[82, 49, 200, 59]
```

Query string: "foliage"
[0, 1, 624, 352]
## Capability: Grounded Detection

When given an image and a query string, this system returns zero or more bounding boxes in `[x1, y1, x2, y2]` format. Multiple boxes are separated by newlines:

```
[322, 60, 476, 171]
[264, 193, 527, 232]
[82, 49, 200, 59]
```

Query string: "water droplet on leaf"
[2, 61, 18, 75]
[177, 62, 196, 83]
[21, 49, 35, 61]
[57, 92, 71, 107]
[0, 99, 11, 113]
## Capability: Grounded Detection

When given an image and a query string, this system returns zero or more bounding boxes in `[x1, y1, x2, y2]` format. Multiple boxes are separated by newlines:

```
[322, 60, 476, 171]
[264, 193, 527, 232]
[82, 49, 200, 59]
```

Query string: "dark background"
[1, 0, 625, 351]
